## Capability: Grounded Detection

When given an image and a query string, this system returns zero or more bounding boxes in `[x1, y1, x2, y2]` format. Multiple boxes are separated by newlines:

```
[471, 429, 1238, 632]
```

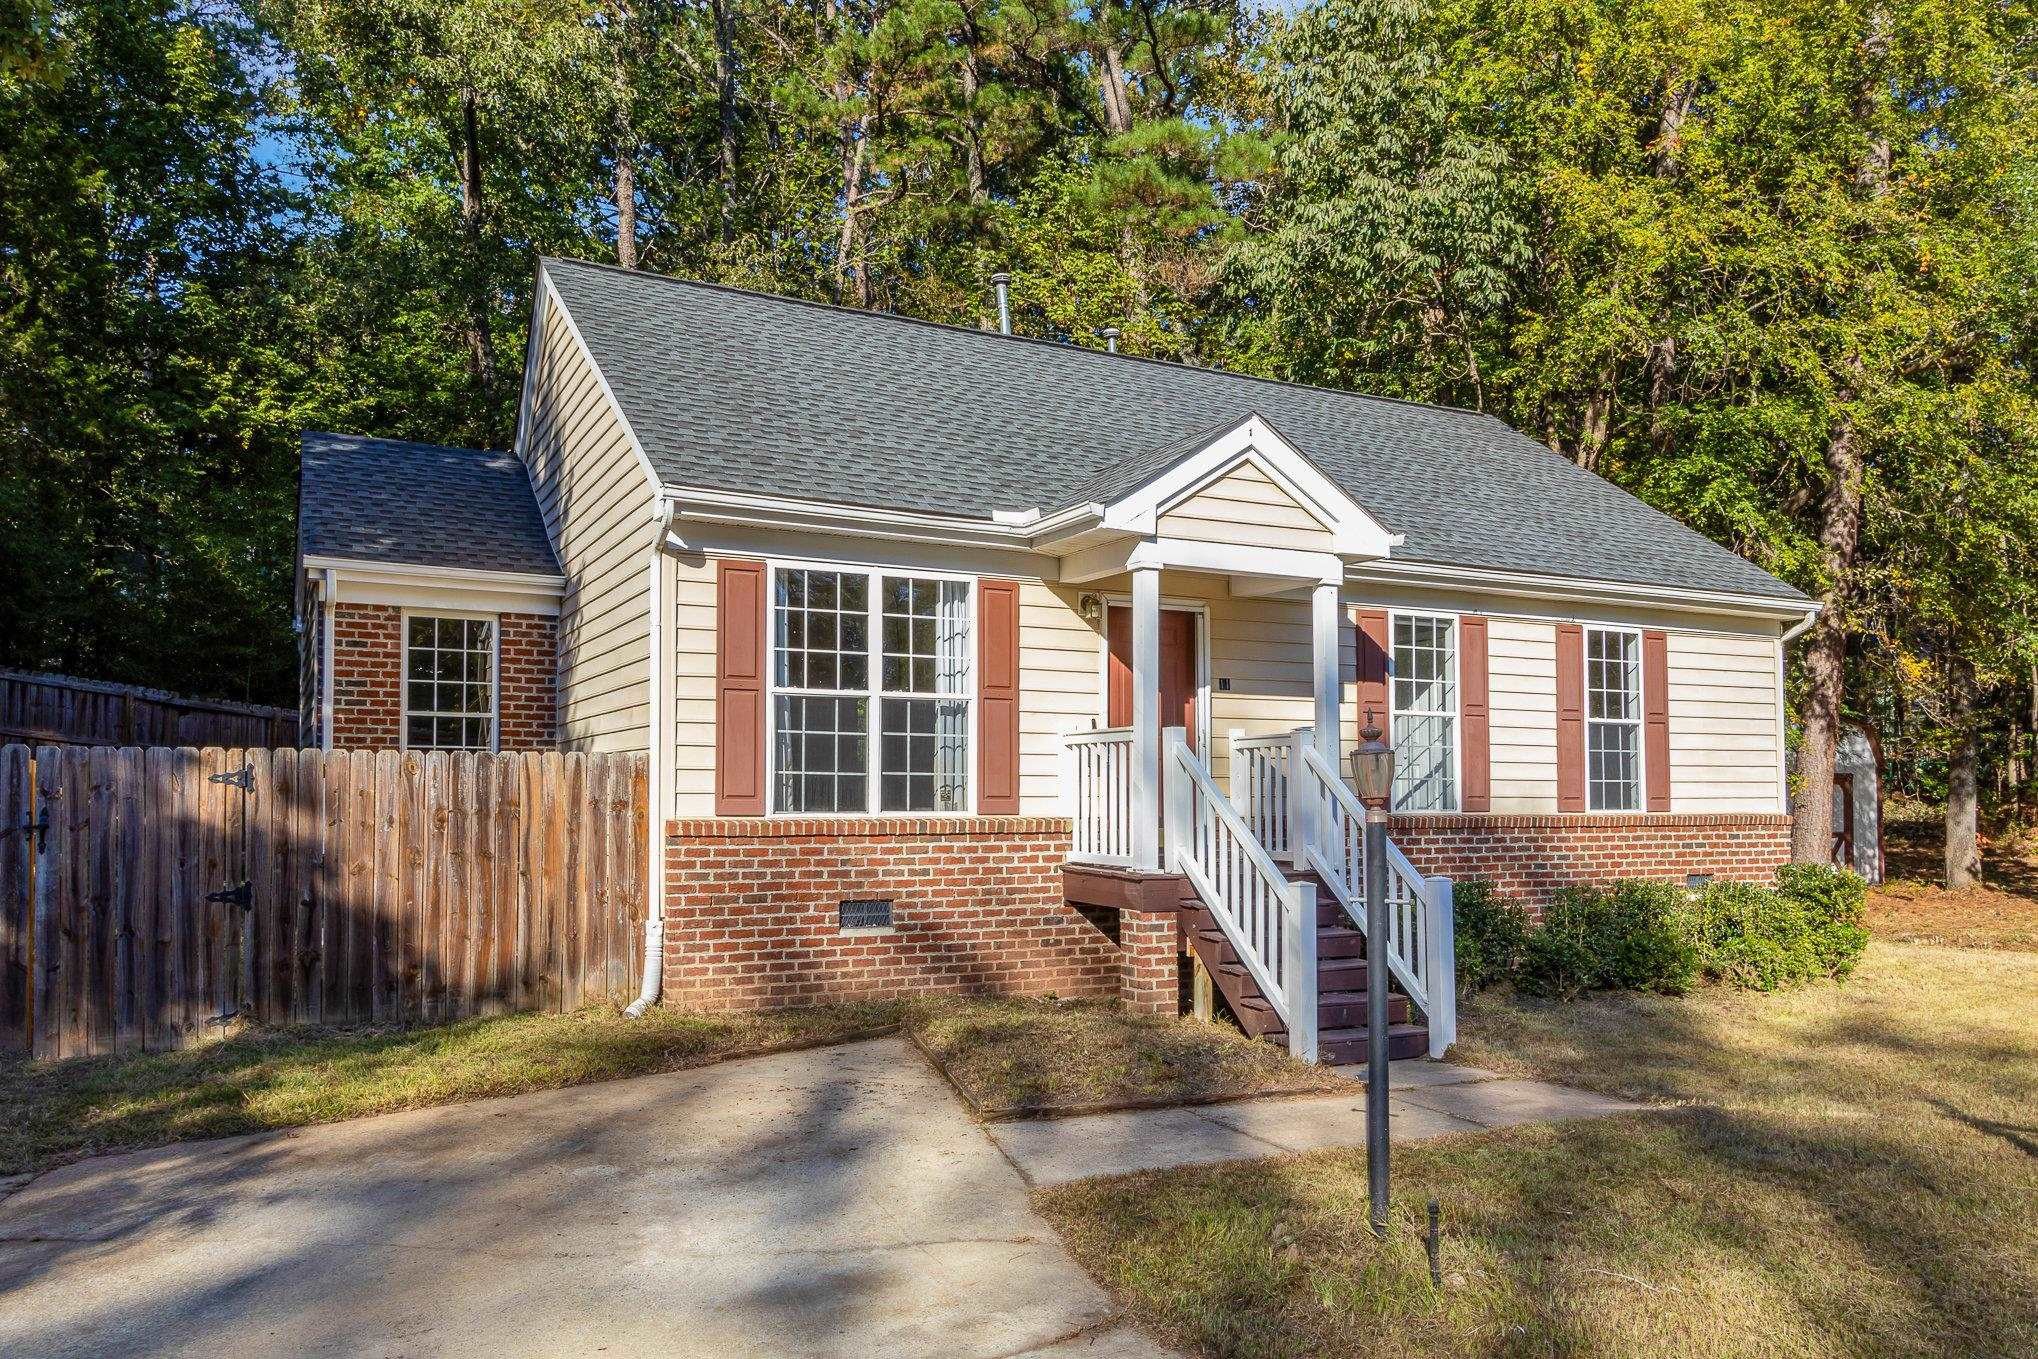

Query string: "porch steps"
[1181, 886, 1429, 1065]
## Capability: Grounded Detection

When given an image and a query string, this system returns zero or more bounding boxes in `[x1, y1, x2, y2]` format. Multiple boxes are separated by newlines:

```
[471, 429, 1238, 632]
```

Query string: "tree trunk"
[960, 49, 986, 206]
[1791, 401, 1865, 864]
[612, 48, 638, 269]
[457, 85, 497, 396]
[1945, 661, 1981, 889]
[1573, 379, 1612, 473]
[1099, 42, 1134, 136]
[711, 0, 739, 241]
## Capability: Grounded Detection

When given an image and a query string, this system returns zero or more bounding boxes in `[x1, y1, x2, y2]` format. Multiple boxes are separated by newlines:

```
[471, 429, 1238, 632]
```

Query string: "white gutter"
[1774, 604, 1822, 814]
[626, 500, 681, 1018]
[1347, 557, 1820, 622]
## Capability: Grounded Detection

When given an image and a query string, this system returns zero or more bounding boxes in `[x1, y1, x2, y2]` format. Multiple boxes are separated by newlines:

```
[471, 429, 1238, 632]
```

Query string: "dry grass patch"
[1867, 880, 2038, 951]
[1039, 943, 2038, 1357]
[0, 1001, 902, 1177]
[908, 997, 1343, 1118]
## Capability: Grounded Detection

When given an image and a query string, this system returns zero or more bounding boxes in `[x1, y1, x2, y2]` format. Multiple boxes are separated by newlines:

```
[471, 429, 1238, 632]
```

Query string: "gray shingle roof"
[298, 432, 561, 578]
[541, 258, 1807, 603]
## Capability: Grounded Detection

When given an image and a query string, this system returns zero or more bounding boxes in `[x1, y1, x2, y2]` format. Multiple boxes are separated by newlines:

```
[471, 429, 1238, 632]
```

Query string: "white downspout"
[626, 500, 681, 1017]
[1775, 605, 1820, 815]
[320, 567, 338, 751]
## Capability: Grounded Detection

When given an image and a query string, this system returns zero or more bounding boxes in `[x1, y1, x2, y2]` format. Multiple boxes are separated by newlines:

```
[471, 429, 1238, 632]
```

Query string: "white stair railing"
[1062, 727, 1137, 866]
[1229, 728, 1301, 864]
[1164, 727, 1318, 1062]
[1287, 733, 1458, 1058]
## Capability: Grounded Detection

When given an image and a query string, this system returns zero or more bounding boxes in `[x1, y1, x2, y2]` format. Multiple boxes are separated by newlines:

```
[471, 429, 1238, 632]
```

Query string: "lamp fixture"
[1350, 708, 1395, 811]
[1078, 593, 1104, 624]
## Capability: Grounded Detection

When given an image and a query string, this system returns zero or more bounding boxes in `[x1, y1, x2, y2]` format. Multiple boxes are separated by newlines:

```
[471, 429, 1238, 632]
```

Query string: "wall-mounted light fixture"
[1078, 593, 1104, 624]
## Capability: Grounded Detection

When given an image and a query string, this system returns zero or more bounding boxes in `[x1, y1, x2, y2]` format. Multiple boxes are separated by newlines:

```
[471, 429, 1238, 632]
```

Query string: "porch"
[1038, 498, 1457, 1067]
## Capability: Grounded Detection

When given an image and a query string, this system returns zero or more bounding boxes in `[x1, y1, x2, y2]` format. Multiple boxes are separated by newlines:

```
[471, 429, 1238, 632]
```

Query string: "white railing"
[1164, 727, 1318, 1062]
[1062, 727, 1138, 866]
[1289, 736, 1456, 1057]
[1229, 728, 1302, 863]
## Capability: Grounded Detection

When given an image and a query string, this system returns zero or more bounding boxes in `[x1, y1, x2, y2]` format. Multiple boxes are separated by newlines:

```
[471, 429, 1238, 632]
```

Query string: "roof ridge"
[537, 256, 1502, 424]
[302, 430, 509, 458]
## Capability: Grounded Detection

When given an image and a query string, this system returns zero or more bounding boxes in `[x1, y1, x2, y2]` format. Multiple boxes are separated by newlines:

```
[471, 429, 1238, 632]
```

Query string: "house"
[296, 257, 1817, 1063]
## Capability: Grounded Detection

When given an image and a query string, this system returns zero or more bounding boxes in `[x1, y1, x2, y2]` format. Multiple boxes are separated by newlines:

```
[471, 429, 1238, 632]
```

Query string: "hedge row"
[1454, 864, 1870, 1000]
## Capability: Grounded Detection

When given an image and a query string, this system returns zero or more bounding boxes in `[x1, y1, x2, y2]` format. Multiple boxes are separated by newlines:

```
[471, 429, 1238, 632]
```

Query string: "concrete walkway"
[989, 1061, 1645, 1187]
[0, 1038, 1173, 1359]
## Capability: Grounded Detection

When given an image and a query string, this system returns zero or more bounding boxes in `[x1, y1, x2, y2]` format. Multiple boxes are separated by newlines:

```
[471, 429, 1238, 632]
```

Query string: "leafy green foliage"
[1695, 865, 1869, 989]
[1450, 878, 1529, 995]
[1478, 867, 1867, 998]
[1516, 881, 1698, 999]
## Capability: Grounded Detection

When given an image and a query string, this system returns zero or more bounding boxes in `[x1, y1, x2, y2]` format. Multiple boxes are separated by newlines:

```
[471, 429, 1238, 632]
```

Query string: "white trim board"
[308, 556, 565, 616]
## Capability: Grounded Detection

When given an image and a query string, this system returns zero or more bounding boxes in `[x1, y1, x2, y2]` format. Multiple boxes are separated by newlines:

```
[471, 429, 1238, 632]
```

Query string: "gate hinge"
[207, 881, 253, 910]
[209, 765, 254, 791]
[14, 816, 48, 852]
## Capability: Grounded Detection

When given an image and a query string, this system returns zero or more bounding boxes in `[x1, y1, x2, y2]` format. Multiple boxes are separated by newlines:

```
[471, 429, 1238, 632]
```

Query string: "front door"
[1106, 605, 1198, 751]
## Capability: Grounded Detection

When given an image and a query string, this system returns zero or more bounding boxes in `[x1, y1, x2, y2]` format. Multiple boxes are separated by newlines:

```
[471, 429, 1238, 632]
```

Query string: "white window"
[1391, 613, 1458, 812]
[404, 614, 496, 750]
[770, 567, 972, 814]
[1586, 627, 1643, 811]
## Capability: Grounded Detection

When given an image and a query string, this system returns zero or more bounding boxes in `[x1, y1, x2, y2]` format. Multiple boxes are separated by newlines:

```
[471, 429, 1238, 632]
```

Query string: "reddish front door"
[1106, 606, 1198, 750]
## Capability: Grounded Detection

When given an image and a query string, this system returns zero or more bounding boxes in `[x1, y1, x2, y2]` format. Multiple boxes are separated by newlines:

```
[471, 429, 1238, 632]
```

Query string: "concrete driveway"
[0, 1038, 1172, 1359]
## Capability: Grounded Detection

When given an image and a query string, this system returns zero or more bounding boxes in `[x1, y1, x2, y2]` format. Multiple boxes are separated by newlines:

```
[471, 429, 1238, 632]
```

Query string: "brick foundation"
[1389, 812, 1795, 913]
[329, 602, 557, 750]
[661, 816, 1166, 1012]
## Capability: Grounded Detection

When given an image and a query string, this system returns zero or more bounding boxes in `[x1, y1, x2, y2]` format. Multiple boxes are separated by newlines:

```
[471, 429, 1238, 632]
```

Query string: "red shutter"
[1355, 608, 1391, 741]
[1555, 622, 1586, 813]
[714, 559, 767, 816]
[1643, 628, 1671, 812]
[1460, 615, 1491, 813]
[977, 579, 1022, 814]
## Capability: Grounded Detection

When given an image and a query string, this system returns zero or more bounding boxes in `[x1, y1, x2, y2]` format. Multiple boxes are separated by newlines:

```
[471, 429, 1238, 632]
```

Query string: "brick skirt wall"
[661, 816, 1141, 1011]
[1389, 812, 1795, 912]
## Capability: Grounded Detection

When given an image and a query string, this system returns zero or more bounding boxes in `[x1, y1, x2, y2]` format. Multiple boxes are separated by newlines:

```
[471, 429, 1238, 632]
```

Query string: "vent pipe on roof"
[1097, 326, 1120, 354]
[990, 271, 1012, 335]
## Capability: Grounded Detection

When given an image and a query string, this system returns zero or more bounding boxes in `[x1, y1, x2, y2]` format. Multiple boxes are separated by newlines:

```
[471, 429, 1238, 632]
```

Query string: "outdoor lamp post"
[1350, 710, 1395, 1239]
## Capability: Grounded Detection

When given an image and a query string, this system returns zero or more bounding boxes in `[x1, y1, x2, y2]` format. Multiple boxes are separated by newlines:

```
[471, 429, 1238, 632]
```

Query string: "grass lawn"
[1038, 939, 2038, 1357]
[907, 996, 1343, 1118]
[0, 1001, 902, 1177]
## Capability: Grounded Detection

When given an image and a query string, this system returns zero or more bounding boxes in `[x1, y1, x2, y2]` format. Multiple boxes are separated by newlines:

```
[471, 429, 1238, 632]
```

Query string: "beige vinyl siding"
[520, 302, 656, 753]
[668, 550, 719, 815]
[1157, 461, 1337, 552]
[1487, 618, 1559, 812]
[1019, 581, 1103, 814]
[1666, 630, 1782, 812]
[1206, 586, 1319, 787]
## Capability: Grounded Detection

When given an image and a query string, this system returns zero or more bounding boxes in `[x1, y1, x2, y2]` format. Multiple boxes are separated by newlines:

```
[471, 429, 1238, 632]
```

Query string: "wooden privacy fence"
[0, 668, 299, 749]
[0, 746, 648, 1060]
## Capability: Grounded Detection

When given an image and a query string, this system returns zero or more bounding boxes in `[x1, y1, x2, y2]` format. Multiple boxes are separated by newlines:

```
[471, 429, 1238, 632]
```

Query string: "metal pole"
[1365, 804, 1390, 1237]
[991, 271, 1012, 334]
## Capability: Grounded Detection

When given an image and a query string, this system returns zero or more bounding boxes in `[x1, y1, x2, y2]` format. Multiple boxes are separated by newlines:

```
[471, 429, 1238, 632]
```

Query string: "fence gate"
[1, 746, 32, 1052]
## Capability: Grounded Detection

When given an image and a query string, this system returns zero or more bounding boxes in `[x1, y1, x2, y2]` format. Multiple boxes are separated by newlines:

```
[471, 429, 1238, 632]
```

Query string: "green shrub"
[1599, 880, 1700, 992]
[1515, 888, 1602, 998]
[1451, 880, 1529, 994]
[1774, 862, 1871, 978]
[1515, 881, 1696, 998]
[1692, 880, 1812, 990]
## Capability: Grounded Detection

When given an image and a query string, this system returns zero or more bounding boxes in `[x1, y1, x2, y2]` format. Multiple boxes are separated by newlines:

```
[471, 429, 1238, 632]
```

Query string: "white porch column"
[1311, 578, 1342, 769]
[1131, 563, 1163, 871]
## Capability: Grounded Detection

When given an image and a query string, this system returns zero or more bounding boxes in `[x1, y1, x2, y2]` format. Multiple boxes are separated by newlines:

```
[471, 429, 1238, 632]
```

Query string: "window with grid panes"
[770, 567, 972, 813]
[1390, 613, 1458, 811]
[404, 615, 495, 749]
[1586, 628, 1643, 810]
